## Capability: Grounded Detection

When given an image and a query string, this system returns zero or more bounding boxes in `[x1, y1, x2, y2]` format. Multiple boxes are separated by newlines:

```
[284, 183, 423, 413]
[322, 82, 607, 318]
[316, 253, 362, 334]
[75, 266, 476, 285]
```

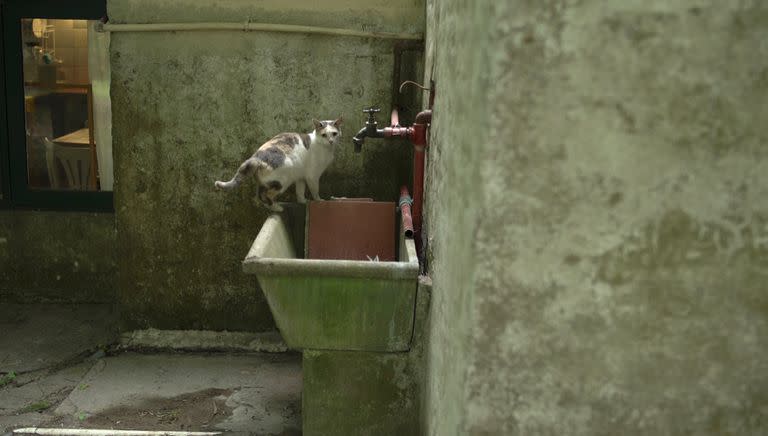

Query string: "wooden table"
[53, 127, 90, 146]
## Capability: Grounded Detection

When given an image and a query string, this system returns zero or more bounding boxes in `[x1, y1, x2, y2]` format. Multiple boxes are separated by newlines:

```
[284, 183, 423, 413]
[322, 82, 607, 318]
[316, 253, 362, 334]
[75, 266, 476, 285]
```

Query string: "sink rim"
[242, 214, 419, 280]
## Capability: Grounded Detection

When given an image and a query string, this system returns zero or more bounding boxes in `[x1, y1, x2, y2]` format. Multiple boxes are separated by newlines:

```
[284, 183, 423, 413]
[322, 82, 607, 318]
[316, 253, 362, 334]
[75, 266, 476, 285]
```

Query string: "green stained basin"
[242, 204, 419, 352]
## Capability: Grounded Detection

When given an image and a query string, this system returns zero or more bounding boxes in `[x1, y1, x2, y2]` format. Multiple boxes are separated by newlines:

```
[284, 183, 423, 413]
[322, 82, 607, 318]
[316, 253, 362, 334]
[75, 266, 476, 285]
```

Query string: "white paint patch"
[14, 429, 220, 436]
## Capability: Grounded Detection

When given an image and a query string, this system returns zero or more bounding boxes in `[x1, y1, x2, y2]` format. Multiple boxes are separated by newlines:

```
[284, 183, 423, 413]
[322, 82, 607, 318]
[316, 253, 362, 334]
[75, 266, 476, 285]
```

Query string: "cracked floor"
[0, 304, 302, 436]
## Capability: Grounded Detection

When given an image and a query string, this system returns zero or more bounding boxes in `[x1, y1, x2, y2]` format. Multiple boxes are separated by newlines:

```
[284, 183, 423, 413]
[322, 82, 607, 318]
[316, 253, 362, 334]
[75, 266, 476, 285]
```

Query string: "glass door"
[2, 0, 112, 211]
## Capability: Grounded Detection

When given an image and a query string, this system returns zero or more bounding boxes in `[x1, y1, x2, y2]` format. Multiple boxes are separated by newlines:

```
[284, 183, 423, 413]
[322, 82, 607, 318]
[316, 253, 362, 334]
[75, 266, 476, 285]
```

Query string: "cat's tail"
[214, 158, 264, 191]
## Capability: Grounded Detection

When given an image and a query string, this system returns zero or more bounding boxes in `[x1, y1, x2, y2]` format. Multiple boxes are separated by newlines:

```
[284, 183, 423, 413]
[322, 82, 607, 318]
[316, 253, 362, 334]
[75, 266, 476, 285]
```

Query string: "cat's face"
[313, 117, 343, 146]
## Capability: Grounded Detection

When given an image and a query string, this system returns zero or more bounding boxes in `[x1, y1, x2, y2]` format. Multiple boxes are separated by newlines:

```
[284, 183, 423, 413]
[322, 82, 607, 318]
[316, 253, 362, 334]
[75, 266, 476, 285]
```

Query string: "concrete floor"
[0, 304, 117, 374]
[0, 304, 302, 436]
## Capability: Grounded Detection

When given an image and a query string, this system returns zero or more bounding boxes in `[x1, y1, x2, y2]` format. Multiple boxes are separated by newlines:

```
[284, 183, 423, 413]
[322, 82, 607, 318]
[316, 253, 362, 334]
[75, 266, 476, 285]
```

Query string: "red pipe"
[382, 110, 431, 144]
[411, 110, 431, 146]
[388, 107, 432, 261]
[390, 108, 400, 127]
[412, 147, 425, 239]
[399, 186, 414, 238]
[389, 81, 433, 268]
[410, 110, 431, 244]
[384, 127, 410, 138]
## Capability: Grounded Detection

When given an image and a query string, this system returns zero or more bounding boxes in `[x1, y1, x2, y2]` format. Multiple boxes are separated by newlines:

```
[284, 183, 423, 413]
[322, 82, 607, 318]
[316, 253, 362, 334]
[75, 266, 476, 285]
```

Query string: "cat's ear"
[333, 115, 343, 127]
[312, 119, 323, 131]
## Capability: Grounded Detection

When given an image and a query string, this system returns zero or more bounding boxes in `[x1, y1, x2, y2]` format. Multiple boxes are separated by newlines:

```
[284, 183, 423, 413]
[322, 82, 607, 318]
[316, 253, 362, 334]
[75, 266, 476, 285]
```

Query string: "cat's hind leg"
[257, 181, 286, 212]
[215, 158, 260, 191]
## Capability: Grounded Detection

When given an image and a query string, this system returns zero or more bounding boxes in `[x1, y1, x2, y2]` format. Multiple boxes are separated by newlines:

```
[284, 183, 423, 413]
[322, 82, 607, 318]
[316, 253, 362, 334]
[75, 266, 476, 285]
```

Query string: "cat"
[214, 117, 342, 211]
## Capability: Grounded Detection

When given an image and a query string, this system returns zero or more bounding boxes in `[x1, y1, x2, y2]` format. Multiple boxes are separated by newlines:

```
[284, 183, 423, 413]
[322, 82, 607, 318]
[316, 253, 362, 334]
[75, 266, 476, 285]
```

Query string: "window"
[1, 0, 112, 211]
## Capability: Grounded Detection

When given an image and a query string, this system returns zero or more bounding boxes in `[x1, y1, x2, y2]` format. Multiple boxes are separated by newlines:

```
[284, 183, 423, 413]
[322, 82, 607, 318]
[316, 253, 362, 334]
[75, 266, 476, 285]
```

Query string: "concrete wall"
[419, 1, 488, 434]
[109, 0, 424, 330]
[424, 1, 768, 435]
[0, 211, 116, 303]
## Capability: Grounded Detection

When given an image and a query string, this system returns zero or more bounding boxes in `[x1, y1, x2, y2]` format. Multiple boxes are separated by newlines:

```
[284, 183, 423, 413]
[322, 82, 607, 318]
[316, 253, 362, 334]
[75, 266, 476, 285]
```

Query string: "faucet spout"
[352, 127, 370, 153]
[352, 107, 388, 153]
[352, 126, 388, 152]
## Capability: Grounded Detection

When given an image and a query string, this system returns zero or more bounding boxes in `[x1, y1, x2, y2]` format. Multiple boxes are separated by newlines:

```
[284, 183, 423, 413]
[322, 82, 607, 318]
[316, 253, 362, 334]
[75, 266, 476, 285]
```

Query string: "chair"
[43, 136, 91, 190]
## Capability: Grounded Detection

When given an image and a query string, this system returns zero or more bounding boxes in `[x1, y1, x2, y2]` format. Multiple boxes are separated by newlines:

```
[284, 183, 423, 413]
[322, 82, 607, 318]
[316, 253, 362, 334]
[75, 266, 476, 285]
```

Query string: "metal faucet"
[352, 108, 387, 153]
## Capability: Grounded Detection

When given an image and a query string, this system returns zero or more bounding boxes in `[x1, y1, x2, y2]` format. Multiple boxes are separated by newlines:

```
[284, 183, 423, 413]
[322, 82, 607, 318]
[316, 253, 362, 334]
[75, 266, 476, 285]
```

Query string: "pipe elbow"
[414, 110, 432, 125]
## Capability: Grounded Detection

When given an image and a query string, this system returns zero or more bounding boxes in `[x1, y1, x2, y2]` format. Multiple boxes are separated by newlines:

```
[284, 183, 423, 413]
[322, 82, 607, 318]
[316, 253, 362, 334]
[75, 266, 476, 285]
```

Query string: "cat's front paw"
[268, 203, 284, 212]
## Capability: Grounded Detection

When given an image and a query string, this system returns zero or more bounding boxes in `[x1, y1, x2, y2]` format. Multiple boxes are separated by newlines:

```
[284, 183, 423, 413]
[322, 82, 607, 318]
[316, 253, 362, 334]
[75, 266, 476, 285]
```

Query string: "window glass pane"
[21, 18, 112, 191]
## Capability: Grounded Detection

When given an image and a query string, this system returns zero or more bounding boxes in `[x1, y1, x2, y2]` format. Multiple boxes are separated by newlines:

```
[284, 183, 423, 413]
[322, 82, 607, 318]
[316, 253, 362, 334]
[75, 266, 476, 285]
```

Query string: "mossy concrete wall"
[303, 350, 419, 436]
[424, 1, 768, 435]
[302, 277, 431, 436]
[109, 0, 424, 330]
[0, 211, 116, 303]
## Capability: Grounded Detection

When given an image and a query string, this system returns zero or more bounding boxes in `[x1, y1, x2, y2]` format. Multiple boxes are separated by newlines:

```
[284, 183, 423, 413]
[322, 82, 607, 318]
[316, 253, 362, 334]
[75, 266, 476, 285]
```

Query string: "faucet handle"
[362, 107, 381, 123]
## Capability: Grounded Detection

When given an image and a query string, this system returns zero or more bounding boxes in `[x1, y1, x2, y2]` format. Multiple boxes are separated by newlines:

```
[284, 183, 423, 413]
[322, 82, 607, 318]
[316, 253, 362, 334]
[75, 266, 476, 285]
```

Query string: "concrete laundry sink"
[242, 202, 419, 352]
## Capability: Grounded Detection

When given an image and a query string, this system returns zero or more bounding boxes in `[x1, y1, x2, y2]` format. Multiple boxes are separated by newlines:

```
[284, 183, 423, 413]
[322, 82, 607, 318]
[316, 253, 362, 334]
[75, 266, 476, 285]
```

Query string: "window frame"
[0, 4, 10, 208]
[1, 0, 112, 212]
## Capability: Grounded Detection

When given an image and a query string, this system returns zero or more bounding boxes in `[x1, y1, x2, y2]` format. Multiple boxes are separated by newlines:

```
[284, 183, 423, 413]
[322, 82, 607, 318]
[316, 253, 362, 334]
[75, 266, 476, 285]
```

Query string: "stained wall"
[109, 0, 424, 329]
[423, 1, 768, 434]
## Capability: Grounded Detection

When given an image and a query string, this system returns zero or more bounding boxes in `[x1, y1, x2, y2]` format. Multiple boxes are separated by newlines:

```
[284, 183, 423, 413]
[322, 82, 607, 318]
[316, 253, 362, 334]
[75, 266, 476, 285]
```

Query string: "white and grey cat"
[214, 117, 342, 211]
